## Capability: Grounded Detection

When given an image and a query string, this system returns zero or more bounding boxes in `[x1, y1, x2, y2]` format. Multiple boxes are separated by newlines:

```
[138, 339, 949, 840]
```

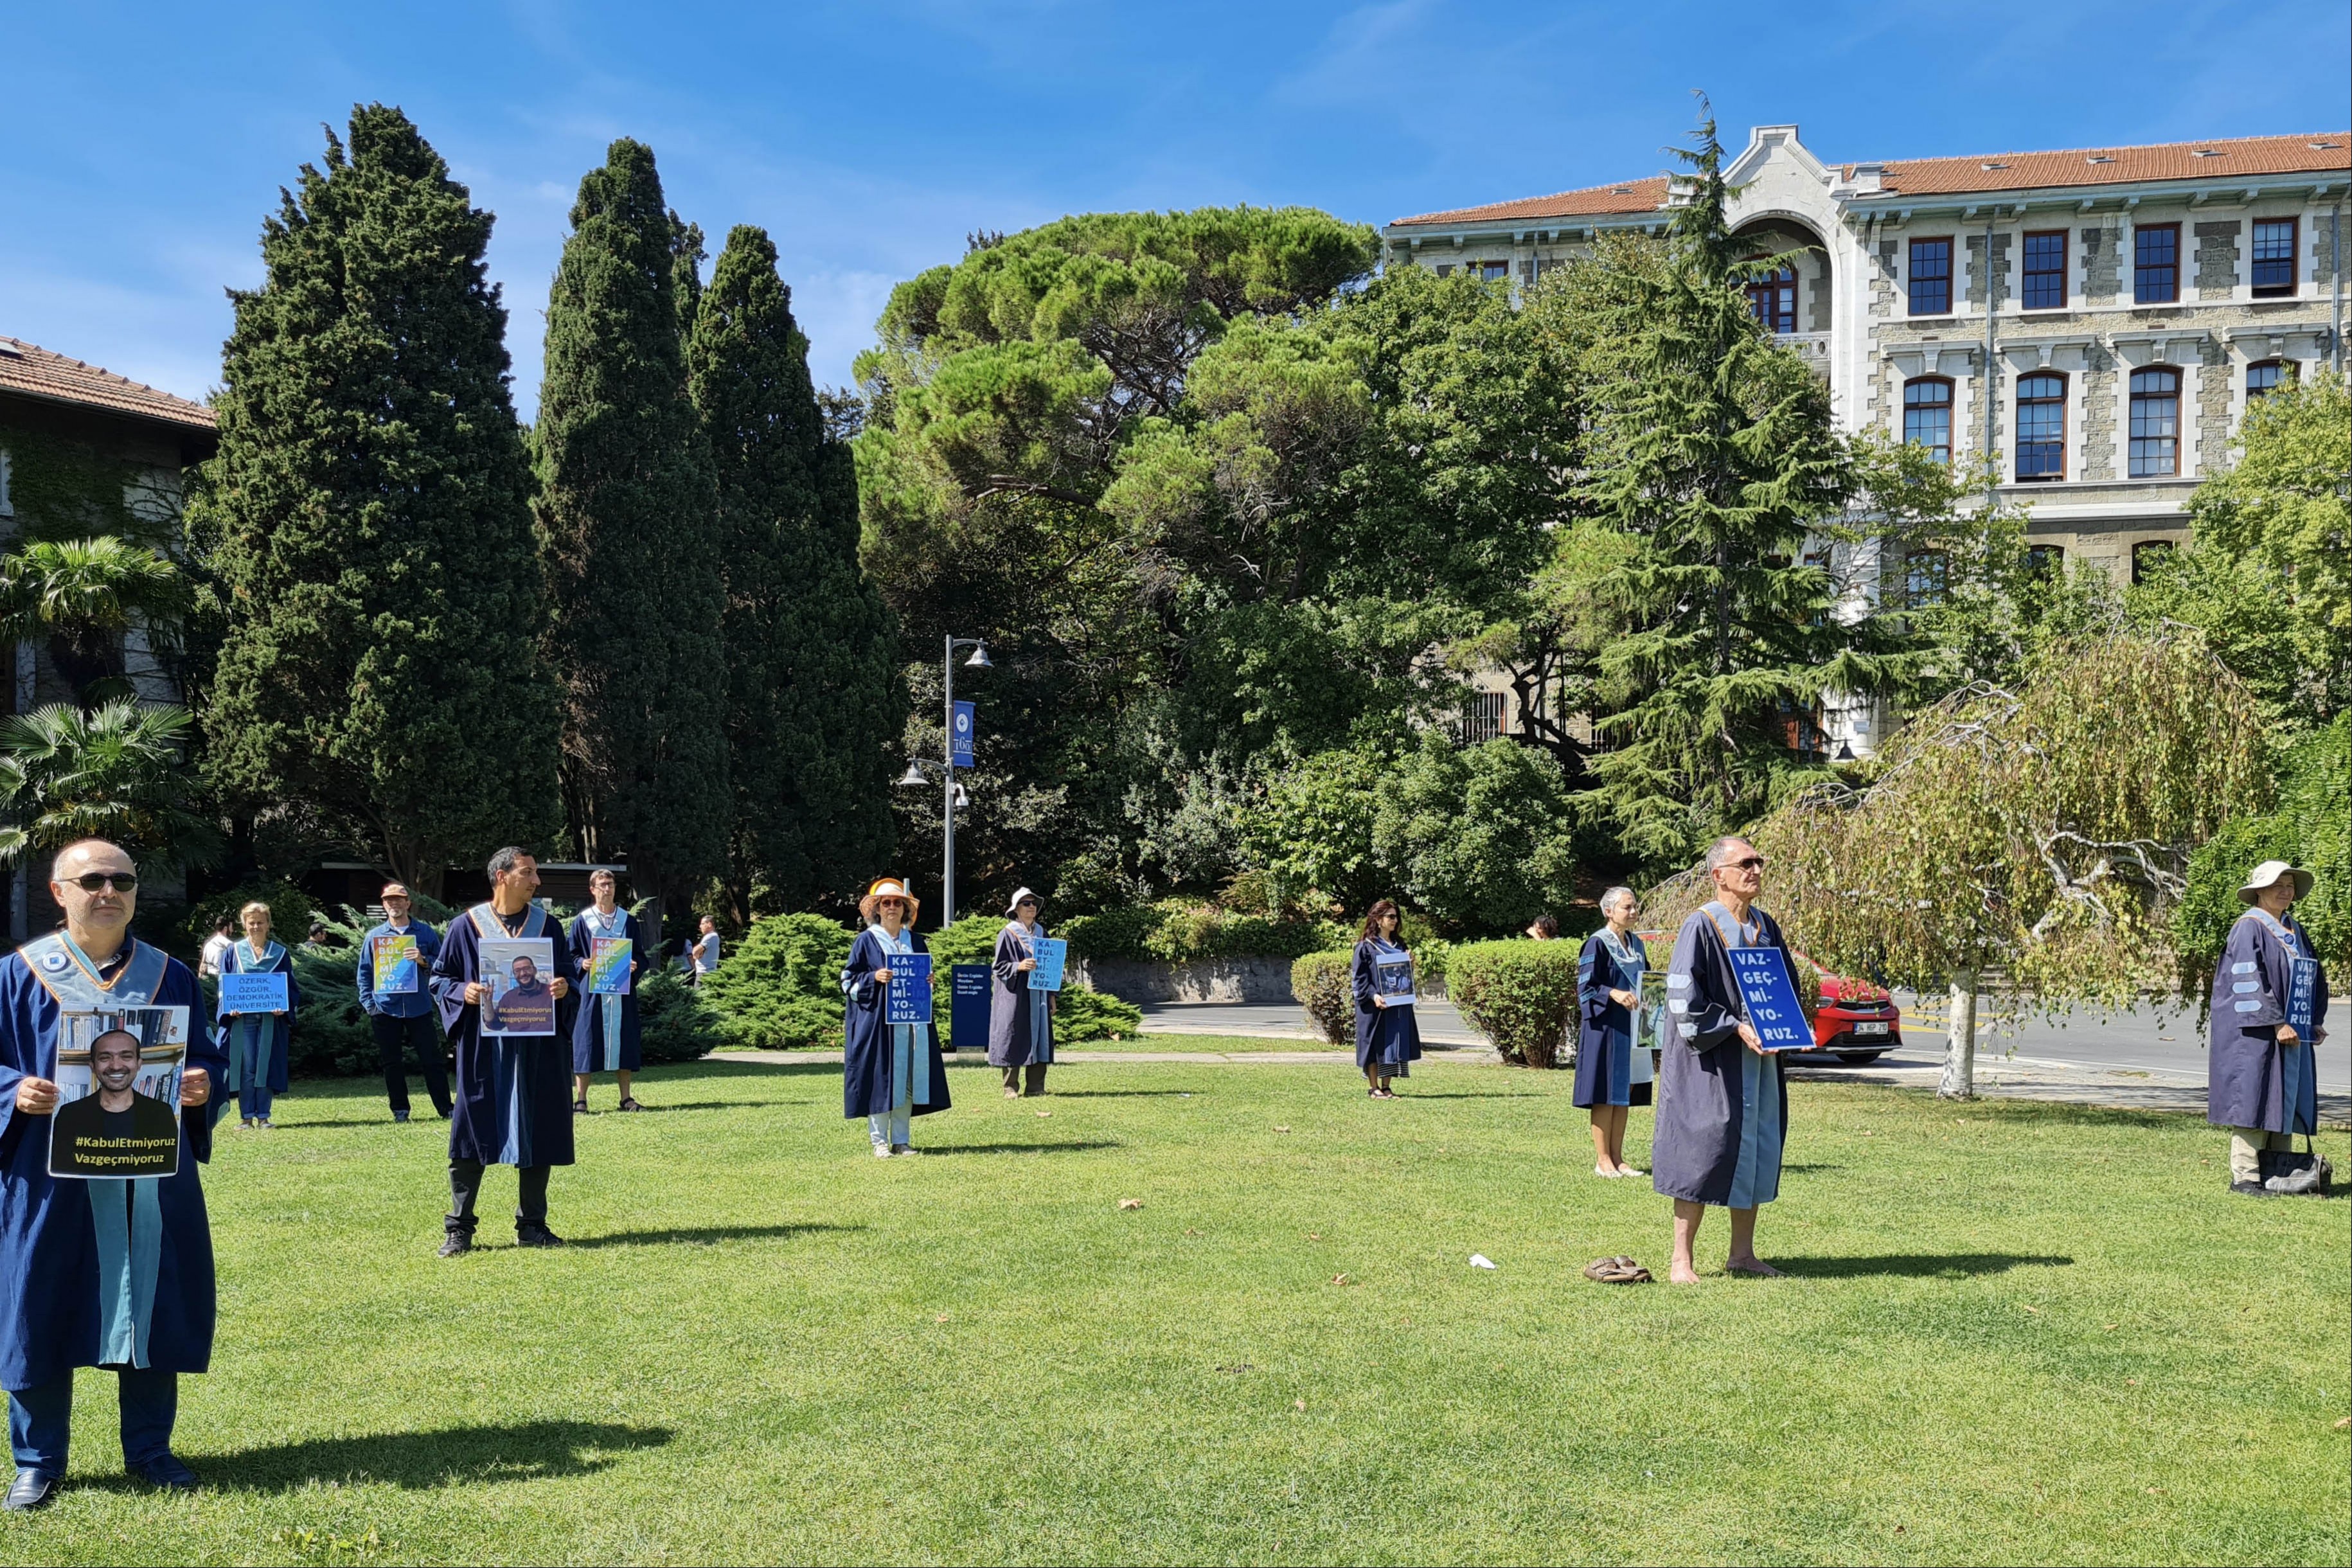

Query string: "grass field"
[3, 1053, 2345, 1566]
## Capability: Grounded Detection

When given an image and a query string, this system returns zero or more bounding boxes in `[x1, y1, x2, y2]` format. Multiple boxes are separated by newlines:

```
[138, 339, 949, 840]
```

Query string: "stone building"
[1384, 127, 2349, 753]
[0, 336, 216, 931]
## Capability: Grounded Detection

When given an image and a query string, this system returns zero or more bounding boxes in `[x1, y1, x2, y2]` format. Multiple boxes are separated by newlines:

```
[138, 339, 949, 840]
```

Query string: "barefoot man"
[1655, 836, 1795, 1283]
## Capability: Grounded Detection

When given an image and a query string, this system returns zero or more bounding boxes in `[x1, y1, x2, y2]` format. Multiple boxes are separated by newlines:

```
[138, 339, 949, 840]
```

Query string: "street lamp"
[897, 636, 989, 928]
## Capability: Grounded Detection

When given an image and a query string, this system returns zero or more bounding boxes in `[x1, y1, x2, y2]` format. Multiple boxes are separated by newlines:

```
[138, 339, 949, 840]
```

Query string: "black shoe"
[133, 1454, 198, 1491]
[515, 1224, 565, 1249]
[4, 1469, 57, 1511]
[438, 1231, 474, 1257]
[2230, 1179, 2271, 1197]
[393, 1109, 411, 1123]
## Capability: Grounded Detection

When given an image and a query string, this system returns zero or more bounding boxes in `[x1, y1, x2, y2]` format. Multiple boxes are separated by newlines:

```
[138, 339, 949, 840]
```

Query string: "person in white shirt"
[691, 916, 722, 984]
[198, 919, 235, 979]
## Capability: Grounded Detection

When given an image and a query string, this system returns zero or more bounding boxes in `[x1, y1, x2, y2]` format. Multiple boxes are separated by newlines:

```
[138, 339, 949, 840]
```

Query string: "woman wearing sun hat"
[988, 887, 1057, 1098]
[2207, 860, 2331, 1195]
[841, 877, 950, 1157]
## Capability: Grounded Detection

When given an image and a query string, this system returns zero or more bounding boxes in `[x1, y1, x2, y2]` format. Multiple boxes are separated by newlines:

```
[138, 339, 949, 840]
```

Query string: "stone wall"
[2080, 224, 2119, 305]
[2193, 220, 2241, 300]
[2079, 344, 2117, 481]
[1073, 956, 1303, 1004]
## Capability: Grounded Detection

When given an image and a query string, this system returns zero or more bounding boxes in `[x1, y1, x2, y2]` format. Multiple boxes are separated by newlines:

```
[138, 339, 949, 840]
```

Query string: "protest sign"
[1374, 952, 1415, 1008]
[371, 932, 419, 995]
[589, 936, 632, 996]
[1728, 946, 1812, 1051]
[219, 972, 289, 1014]
[480, 938, 558, 1036]
[886, 953, 934, 1025]
[1027, 937, 1067, 992]
[48, 1006, 189, 1180]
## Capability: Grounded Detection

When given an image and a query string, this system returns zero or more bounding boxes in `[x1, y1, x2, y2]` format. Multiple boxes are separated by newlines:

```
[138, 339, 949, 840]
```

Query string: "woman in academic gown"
[841, 877, 949, 1156]
[988, 887, 1055, 1098]
[1574, 886, 1653, 1178]
[2208, 859, 2331, 1194]
[215, 901, 298, 1129]
[567, 869, 644, 1114]
[1351, 899, 1421, 1098]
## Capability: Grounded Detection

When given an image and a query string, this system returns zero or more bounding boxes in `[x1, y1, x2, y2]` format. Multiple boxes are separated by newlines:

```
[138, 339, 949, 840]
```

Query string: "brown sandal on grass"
[617, 1097, 645, 1112]
[1583, 1256, 1653, 1285]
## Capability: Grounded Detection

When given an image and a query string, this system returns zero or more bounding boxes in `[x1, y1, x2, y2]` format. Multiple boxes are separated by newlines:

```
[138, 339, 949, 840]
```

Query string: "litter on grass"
[1469, 1254, 1497, 1270]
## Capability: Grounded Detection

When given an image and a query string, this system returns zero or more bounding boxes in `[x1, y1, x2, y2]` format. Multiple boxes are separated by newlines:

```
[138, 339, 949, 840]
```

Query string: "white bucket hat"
[2238, 860, 2313, 905]
[1005, 886, 1042, 916]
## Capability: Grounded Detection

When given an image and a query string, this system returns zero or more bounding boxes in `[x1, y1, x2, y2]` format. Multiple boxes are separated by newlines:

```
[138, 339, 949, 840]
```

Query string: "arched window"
[1745, 265, 1797, 334]
[1903, 378, 1953, 463]
[2132, 540, 2175, 584]
[2015, 372, 2066, 481]
[2245, 359, 2295, 404]
[2129, 366, 2180, 477]
[2026, 544, 2064, 578]
[1905, 548, 1950, 609]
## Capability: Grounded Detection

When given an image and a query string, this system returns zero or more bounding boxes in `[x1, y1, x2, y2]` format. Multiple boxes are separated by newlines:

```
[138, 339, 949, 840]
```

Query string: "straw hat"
[1004, 886, 1042, 917]
[859, 877, 921, 923]
[2238, 860, 2313, 905]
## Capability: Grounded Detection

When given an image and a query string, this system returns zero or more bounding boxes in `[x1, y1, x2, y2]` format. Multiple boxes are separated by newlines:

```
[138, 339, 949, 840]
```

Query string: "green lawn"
[4, 1055, 2345, 1566]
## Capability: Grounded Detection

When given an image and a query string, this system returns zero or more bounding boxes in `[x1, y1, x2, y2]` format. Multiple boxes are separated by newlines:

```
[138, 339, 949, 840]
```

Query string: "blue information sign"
[220, 972, 290, 1015]
[949, 963, 992, 1049]
[1727, 946, 1811, 1052]
[885, 953, 935, 1026]
[950, 701, 976, 769]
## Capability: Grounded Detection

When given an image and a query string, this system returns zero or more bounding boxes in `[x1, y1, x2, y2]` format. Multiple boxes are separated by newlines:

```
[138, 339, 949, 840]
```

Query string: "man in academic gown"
[2209, 859, 2332, 1195]
[0, 838, 222, 1508]
[430, 847, 574, 1255]
[1653, 836, 1795, 1283]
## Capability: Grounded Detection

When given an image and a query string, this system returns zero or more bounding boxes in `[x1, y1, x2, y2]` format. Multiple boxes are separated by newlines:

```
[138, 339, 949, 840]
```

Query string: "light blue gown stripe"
[1726, 1047, 1784, 1207]
[599, 998, 624, 1072]
[89, 1178, 164, 1368]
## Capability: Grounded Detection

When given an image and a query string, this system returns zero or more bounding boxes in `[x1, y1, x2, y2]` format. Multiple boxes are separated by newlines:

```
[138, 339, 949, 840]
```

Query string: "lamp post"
[899, 636, 988, 929]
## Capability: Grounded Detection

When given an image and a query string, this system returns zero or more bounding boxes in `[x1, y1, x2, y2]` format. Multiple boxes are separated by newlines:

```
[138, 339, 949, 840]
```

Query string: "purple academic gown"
[2207, 909, 2328, 1136]
[1652, 904, 1791, 1207]
[0, 943, 223, 1390]
[431, 906, 576, 1168]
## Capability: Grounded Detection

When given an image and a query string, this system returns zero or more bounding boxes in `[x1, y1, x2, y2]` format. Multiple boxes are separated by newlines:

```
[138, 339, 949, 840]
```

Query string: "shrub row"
[1064, 900, 1350, 964]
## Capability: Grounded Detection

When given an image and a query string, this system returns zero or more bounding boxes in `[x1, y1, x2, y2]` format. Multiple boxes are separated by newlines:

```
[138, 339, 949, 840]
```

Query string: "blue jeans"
[8, 1368, 178, 1475]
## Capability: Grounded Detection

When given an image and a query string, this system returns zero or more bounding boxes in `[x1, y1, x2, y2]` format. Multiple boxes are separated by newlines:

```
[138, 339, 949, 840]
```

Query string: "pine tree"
[688, 226, 898, 916]
[198, 105, 561, 893]
[535, 139, 731, 927]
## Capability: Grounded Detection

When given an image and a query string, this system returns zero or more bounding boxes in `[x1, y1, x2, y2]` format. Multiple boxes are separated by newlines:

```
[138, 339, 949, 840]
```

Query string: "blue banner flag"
[220, 972, 290, 1015]
[950, 701, 976, 768]
[1727, 946, 1811, 1052]
[1027, 937, 1067, 993]
[886, 954, 935, 1026]
[949, 964, 992, 1049]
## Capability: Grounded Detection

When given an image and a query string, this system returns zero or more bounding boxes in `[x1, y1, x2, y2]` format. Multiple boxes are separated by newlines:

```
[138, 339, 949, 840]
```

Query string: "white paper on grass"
[1468, 1254, 1497, 1270]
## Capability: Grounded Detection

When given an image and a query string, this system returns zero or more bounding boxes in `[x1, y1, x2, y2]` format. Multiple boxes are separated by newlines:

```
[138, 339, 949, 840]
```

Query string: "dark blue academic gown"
[1351, 939, 1422, 1075]
[1653, 904, 1792, 1207]
[2207, 909, 2328, 1136]
[0, 946, 223, 1391]
[1574, 930, 1652, 1108]
[215, 938, 298, 1096]
[567, 909, 642, 1074]
[432, 907, 576, 1168]
[841, 929, 950, 1120]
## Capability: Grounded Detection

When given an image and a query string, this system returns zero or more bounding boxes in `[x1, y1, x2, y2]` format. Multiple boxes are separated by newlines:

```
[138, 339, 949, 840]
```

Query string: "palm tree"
[0, 700, 222, 871]
[0, 537, 190, 706]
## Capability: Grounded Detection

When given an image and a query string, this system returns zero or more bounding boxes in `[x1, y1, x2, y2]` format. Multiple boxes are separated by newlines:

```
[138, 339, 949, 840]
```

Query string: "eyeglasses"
[67, 872, 139, 893]
[1726, 857, 1767, 872]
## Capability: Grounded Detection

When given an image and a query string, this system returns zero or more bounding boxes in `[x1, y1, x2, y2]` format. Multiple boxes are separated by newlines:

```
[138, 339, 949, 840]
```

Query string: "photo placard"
[48, 1006, 190, 1180]
[480, 938, 558, 1037]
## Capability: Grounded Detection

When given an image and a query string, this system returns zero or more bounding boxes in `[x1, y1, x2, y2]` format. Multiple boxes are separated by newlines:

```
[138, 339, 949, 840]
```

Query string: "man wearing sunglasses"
[1653, 836, 1798, 1283]
[0, 838, 226, 1508]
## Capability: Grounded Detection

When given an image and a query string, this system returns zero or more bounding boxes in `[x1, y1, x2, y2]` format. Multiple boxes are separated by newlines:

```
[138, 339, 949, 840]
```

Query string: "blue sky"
[4, 0, 2345, 415]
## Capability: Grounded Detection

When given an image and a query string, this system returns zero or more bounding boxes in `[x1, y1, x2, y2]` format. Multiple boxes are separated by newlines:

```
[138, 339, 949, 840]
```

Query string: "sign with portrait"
[479, 937, 558, 1037]
[48, 1006, 190, 1180]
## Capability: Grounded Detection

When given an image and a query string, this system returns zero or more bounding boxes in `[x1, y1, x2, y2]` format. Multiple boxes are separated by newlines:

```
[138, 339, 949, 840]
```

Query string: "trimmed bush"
[1056, 986, 1143, 1042]
[1290, 950, 1355, 1046]
[1447, 940, 1581, 1067]
[700, 913, 855, 1050]
[637, 969, 724, 1062]
[1066, 900, 1348, 964]
[1061, 905, 1159, 961]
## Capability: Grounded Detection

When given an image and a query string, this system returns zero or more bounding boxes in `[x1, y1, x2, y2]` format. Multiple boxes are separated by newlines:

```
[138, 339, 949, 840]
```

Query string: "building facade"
[1384, 125, 2349, 753]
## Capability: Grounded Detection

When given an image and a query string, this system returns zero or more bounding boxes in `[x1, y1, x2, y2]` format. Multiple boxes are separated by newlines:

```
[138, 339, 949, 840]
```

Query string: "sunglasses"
[67, 872, 139, 893]
[1725, 857, 1767, 872]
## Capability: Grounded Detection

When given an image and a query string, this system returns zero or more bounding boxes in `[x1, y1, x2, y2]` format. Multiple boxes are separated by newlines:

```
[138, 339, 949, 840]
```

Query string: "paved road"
[1136, 995, 2352, 1094]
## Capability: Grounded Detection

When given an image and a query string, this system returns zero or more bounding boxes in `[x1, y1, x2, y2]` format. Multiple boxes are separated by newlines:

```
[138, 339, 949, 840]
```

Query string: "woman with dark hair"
[1574, 886, 1652, 1177]
[1525, 914, 1559, 941]
[1351, 899, 1421, 1098]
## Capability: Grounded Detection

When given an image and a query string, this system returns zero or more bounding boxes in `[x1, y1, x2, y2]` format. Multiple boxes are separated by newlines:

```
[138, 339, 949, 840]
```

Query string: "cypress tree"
[199, 105, 561, 894]
[688, 226, 898, 915]
[535, 139, 731, 929]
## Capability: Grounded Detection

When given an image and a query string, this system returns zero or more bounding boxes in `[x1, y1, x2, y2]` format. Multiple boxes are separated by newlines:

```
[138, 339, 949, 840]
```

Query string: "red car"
[1794, 957, 1902, 1065]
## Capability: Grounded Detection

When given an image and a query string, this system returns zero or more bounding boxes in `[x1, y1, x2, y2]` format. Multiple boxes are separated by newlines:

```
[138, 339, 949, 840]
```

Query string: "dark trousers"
[8, 1368, 177, 1475]
[372, 1011, 450, 1117]
[447, 1157, 549, 1237]
[1001, 1063, 1047, 1095]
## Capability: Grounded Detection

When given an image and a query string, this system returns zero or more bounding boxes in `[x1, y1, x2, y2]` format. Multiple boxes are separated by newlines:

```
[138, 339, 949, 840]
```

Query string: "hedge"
[1064, 900, 1346, 964]
[1290, 950, 1354, 1046]
[1446, 940, 1582, 1067]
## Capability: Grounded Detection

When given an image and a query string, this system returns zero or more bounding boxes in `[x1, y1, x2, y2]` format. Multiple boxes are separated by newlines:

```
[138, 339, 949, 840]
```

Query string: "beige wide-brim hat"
[1004, 886, 1042, 917]
[859, 877, 921, 923]
[2238, 860, 2313, 904]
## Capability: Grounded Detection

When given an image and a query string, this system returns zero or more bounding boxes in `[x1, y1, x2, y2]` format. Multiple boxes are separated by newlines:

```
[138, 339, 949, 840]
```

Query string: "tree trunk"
[1936, 968, 1979, 1100]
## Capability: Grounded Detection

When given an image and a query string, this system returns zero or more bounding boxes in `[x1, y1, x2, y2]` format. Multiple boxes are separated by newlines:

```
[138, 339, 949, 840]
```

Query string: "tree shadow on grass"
[1781, 1252, 2074, 1278]
[1042, 1089, 1203, 1099]
[565, 1222, 864, 1249]
[1394, 1091, 1540, 1100]
[192, 1419, 673, 1492]
[921, 1140, 1123, 1156]
[272, 1118, 440, 1132]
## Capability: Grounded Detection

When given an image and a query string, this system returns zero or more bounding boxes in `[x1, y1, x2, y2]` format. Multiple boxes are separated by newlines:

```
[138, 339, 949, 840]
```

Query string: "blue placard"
[220, 972, 289, 1015]
[1727, 946, 1811, 1052]
[949, 964, 992, 1049]
[950, 701, 976, 769]
[886, 953, 934, 1026]
[1027, 936, 1067, 992]
[2286, 957, 2319, 1037]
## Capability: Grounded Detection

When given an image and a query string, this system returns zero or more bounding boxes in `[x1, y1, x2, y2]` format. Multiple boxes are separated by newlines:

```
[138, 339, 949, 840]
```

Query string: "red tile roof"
[1389, 132, 2350, 229]
[1391, 175, 1670, 229]
[1860, 132, 2351, 196]
[0, 337, 214, 431]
